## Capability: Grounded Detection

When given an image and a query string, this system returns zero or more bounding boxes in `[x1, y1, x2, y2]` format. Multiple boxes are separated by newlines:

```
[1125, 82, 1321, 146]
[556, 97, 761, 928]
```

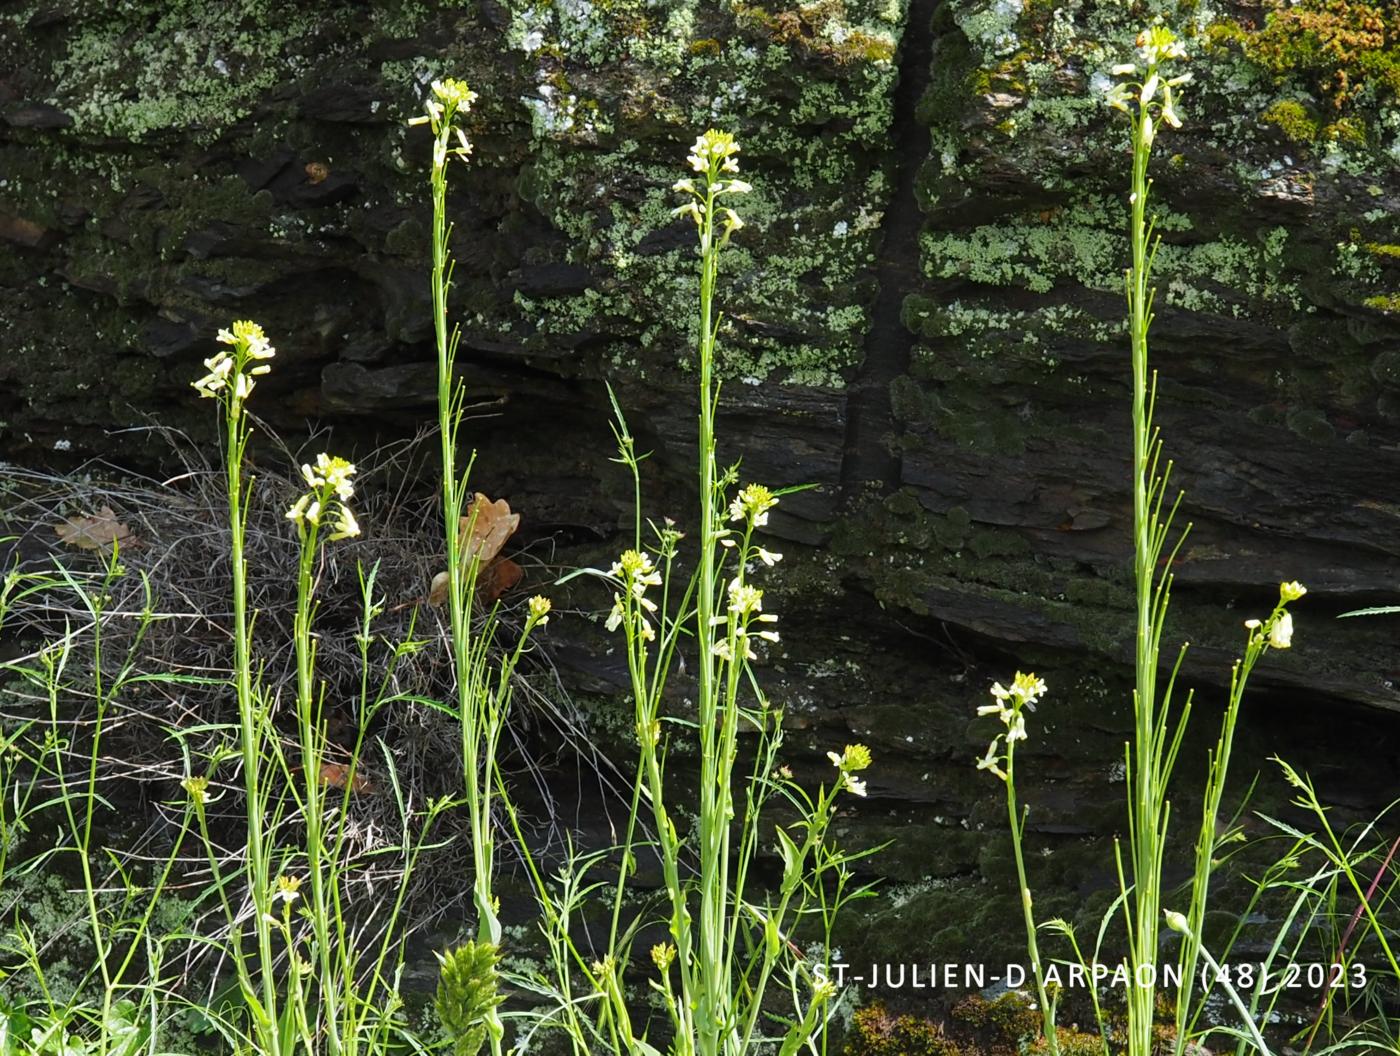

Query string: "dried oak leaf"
[479, 558, 523, 603]
[427, 494, 522, 606]
[318, 761, 373, 794]
[459, 493, 519, 565]
[54, 506, 136, 550]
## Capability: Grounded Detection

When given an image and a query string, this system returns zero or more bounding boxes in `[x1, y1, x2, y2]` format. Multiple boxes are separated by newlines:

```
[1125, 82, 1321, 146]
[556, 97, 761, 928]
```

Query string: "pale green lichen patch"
[910, 0, 1400, 436]
[920, 193, 1300, 317]
[38, 1, 335, 141]
[479, 0, 908, 385]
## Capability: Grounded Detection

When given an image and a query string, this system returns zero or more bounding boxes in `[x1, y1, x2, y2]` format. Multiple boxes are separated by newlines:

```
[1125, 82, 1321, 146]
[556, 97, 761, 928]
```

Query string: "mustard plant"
[189, 321, 453, 1055]
[188, 319, 296, 1055]
[475, 130, 874, 1056]
[973, 673, 1061, 1053]
[1109, 29, 1308, 1056]
[981, 26, 1310, 1056]
[413, 77, 552, 1056]
[611, 132, 874, 1056]
[1107, 28, 1306, 1054]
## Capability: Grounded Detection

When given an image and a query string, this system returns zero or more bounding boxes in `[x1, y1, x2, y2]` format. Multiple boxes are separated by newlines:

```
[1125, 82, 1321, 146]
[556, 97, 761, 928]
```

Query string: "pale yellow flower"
[327, 505, 360, 541]
[977, 741, 1007, 782]
[841, 772, 868, 797]
[431, 77, 477, 113]
[650, 943, 676, 971]
[605, 595, 625, 632]
[275, 874, 302, 904]
[182, 776, 209, 805]
[728, 483, 778, 526]
[727, 579, 764, 616]
[686, 129, 741, 174]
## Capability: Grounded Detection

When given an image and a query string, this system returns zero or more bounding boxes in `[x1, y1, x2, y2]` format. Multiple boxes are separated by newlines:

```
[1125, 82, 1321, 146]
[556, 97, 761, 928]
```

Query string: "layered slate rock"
[2, 0, 1398, 976]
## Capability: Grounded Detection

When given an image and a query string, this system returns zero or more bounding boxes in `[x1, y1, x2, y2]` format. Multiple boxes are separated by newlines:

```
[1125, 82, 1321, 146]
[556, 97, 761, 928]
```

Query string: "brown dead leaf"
[424, 495, 523, 607]
[319, 761, 373, 794]
[459, 494, 519, 566]
[479, 558, 523, 603]
[55, 506, 136, 550]
[304, 161, 329, 184]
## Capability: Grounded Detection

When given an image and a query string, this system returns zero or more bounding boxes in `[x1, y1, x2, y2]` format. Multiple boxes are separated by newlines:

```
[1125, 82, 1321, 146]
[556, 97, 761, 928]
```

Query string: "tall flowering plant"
[977, 26, 1308, 1056]
[413, 77, 554, 1056]
[190, 321, 445, 1055]
[462, 130, 876, 1056]
[190, 320, 288, 1055]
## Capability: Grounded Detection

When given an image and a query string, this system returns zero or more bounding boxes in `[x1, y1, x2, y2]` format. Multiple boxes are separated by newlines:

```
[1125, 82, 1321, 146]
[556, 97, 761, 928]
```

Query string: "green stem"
[694, 180, 728, 1056]
[427, 96, 506, 1056]
[225, 388, 281, 1056]
[294, 520, 344, 1055]
[1127, 94, 1162, 1056]
[1006, 747, 1058, 1055]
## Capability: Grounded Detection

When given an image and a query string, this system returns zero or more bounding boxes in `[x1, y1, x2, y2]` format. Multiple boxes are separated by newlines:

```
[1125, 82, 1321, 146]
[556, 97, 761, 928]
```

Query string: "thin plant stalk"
[1102, 31, 1307, 1056]
[414, 78, 555, 1056]
[198, 321, 284, 1054]
[975, 33, 1309, 1056]
[421, 81, 502, 956]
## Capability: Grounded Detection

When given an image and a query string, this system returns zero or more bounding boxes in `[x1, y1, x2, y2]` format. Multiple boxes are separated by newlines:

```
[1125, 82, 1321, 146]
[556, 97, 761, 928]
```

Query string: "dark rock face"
[2, 0, 1399, 977]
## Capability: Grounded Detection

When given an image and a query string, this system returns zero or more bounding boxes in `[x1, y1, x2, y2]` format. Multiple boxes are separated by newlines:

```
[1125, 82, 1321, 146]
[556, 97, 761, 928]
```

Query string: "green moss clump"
[847, 994, 1116, 1056]
[1261, 100, 1319, 142]
[950, 993, 1039, 1044]
[730, 2, 899, 64]
[1241, 0, 1400, 111]
[848, 1002, 967, 1056]
[1364, 292, 1400, 311]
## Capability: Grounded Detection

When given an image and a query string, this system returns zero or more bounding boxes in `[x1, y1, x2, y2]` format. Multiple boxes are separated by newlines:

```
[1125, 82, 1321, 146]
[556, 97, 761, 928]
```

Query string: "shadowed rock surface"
[3, 0, 1399, 982]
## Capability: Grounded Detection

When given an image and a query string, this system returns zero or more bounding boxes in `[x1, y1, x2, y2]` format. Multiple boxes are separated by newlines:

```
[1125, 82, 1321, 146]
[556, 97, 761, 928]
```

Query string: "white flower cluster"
[409, 77, 477, 165]
[604, 549, 662, 642]
[672, 128, 751, 239]
[705, 481, 786, 662]
[710, 576, 779, 662]
[286, 453, 360, 542]
[192, 319, 275, 403]
[301, 452, 356, 501]
[727, 483, 777, 528]
[1245, 580, 1307, 650]
[686, 129, 740, 174]
[1101, 25, 1191, 145]
[975, 672, 1048, 782]
[826, 743, 873, 797]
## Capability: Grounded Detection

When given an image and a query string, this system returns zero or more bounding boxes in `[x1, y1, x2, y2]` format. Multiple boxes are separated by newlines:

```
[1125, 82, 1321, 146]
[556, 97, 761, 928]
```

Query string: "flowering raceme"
[672, 127, 751, 242]
[1243, 580, 1306, 650]
[686, 129, 740, 173]
[975, 671, 1047, 784]
[1100, 24, 1191, 143]
[286, 453, 360, 543]
[827, 743, 872, 797]
[192, 319, 275, 404]
[604, 549, 662, 641]
[729, 483, 777, 527]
